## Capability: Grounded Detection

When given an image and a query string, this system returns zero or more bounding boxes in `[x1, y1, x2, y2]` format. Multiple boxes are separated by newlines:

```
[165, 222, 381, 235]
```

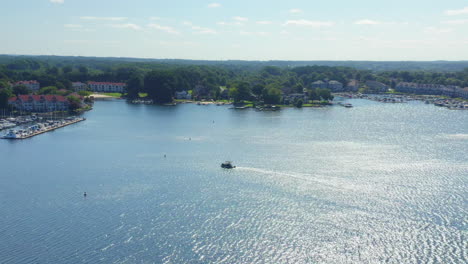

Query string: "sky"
[1, 0, 467, 61]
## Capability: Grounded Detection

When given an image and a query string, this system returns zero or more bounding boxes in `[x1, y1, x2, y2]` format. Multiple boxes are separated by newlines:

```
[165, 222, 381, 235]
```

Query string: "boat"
[343, 103, 353, 108]
[3, 129, 21, 139]
[221, 161, 236, 169]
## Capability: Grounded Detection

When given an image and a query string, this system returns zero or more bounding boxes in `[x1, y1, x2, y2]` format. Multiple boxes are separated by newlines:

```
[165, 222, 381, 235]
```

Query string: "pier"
[1, 117, 86, 140]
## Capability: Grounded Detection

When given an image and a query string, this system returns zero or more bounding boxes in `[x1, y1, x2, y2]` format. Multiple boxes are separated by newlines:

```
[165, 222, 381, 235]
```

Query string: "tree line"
[1, 57, 468, 106]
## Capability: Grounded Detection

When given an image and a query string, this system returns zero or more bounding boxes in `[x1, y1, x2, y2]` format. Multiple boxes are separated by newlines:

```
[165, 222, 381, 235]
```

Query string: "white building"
[327, 80, 344, 92]
[13, 80, 40, 91]
[72, 82, 88, 92]
[8, 95, 72, 112]
[175, 91, 192, 100]
[88, 82, 126, 93]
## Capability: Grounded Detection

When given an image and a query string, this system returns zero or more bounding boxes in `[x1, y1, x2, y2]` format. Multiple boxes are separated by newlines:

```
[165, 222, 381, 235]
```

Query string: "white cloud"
[80, 16, 127, 21]
[192, 26, 217, 34]
[240, 31, 269, 36]
[149, 16, 161, 21]
[424, 27, 454, 34]
[50, 0, 64, 3]
[147, 23, 180, 35]
[444, 6, 468, 16]
[441, 19, 468, 25]
[64, 24, 82, 28]
[111, 23, 142, 31]
[208, 3, 221, 8]
[183, 21, 217, 34]
[256, 21, 273, 25]
[355, 19, 381, 25]
[289, 9, 303, 14]
[284, 20, 334, 27]
[233, 16, 248, 22]
[217, 21, 243, 26]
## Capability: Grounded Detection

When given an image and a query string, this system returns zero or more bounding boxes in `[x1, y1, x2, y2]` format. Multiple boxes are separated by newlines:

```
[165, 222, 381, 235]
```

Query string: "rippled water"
[0, 99, 466, 263]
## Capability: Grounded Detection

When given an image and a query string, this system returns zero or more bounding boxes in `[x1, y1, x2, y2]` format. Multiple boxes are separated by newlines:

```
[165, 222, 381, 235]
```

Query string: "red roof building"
[13, 80, 40, 91]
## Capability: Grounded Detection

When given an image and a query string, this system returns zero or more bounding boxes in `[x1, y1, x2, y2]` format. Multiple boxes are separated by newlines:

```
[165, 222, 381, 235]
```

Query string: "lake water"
[0, 99, 467, 263]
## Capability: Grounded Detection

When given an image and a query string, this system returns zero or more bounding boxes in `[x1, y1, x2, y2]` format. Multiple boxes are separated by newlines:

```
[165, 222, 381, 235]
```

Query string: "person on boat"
[84, 192, 87, 198]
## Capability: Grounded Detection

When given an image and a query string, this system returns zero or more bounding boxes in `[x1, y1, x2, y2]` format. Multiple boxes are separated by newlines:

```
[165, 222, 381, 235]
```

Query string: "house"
[283, 93, 308, 104]
[365, 81, 388, 93]
[87, 82, 126, 93]
[327, 80, 344, 92]
[8, 95, 72, 112]
[395, 82, 460, 97]
[345, 80, 360, 92]
[13, 80, 40, 91]
[72, 82, 88, 92]
[194, 85, 209, 97]
[454, 87, 468, 99]
[311, 80, 327, 89]
[175, 90, 192, 100]
[219, 86, 229, 99]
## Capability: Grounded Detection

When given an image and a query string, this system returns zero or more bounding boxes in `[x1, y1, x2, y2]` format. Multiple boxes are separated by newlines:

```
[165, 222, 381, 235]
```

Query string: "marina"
[1, 117, 85, 139]
[336, 93, 468, 109]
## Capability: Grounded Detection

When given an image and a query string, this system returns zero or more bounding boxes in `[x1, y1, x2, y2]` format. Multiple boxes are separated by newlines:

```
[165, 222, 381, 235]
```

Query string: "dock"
[1, 117, 86, 140]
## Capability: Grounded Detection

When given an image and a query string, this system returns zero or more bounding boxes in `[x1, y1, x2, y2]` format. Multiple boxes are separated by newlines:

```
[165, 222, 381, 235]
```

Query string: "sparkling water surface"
[0, 99, 466, 263]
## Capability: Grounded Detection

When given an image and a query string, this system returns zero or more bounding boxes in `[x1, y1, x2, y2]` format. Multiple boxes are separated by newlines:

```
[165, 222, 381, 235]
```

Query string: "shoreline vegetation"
[1, 55, 468, 115]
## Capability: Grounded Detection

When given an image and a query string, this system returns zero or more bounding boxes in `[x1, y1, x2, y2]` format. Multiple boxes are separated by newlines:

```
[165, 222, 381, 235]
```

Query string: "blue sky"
[1, 0, 467, 60]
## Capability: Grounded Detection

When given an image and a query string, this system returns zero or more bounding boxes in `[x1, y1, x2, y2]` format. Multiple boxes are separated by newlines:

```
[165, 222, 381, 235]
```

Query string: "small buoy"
[84, 192, 87, 198]
[164, 154, 166, 158]
[189, 137, 191, 140]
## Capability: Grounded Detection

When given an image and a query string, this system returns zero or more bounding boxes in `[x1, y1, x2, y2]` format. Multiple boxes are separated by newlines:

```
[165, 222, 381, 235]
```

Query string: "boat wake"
[236, 166, 318, 182]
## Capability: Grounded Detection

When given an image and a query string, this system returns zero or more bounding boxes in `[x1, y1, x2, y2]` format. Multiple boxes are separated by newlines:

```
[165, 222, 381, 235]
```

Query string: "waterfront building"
[311, 80, 327, 89]
[328, 80, 344, 92]
[194, 85, 209, 97]
[311, 80, 344, 92]
[283, 93, 308, 104]
[365, 81, 388, 93]
[395, 82, 467, 98]
[72, 82, 88, 92]
[219, 87, 229, 99]
[13, 80, 40, 91]
[346, 80, 360, 92]
[8, 95, 72, 112]
[175, 91, 192, 100]
[454, 87, 468, 99]
[88, 82, 126, 93]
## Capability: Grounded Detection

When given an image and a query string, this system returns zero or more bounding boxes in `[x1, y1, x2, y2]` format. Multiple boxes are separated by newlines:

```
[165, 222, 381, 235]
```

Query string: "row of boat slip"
[0, 115, 41, 130]
[1, 117, 85, 139]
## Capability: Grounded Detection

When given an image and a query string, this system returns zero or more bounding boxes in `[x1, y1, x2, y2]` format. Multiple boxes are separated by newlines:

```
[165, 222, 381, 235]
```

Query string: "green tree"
[262, 87, 282, 104]
[62, 65, 73, 74]
[39, 86, 58, 95]
[0, 88, 13, 109]
[126, 74, 144, 99]
[46, 67, 59, 75]
[13, 85, 31, 96]
[231, 82, 252, 102]
[316, 88, 333, 101]
[67, 95, 82, 111]
[252, 83, 265, 97]
[144, 70, 175, 103]
[295, 99, 303, 108]
[78, 65, 89, 74]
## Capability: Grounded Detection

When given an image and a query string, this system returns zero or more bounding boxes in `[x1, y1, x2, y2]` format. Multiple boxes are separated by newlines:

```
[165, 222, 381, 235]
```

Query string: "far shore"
[90, 93, 119, 99]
